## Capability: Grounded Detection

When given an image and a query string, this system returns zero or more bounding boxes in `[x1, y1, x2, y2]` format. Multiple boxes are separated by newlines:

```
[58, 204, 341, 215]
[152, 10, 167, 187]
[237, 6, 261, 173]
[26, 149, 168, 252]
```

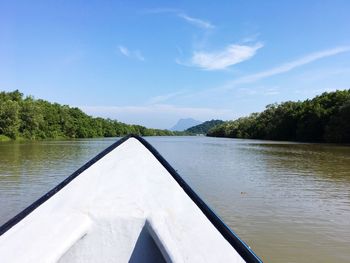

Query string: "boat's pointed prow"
[0, 135, 262, 263]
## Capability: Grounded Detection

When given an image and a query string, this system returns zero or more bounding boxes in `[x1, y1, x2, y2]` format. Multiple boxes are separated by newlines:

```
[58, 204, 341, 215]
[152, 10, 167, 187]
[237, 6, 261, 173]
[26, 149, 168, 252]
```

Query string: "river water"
[0, 136, 349, 262]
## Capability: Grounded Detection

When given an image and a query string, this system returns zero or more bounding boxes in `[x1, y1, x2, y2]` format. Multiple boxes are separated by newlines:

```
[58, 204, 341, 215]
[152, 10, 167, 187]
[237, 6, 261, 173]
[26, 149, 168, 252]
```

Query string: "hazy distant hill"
[170, 118, 202, 131]
[186, 119, 224, 134]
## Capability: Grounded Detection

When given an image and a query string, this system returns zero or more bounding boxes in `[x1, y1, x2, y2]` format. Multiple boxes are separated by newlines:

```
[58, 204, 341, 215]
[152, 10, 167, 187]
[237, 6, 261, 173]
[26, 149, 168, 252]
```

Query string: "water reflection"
[0, 138, 118, 224]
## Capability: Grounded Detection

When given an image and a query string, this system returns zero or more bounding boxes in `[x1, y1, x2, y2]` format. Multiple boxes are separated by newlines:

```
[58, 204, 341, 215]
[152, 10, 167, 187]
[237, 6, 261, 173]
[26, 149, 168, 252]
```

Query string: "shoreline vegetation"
[0, 90, 184, 141]
[207, 90, 350, 143]
[1, 89, 349, 144]
[185, 119, 224, 134]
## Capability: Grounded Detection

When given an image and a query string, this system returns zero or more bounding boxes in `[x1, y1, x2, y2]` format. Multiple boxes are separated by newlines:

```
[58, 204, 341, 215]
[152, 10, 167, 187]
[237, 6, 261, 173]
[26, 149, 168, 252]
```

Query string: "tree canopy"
[0, 90, 179, 140]
[207, 90, 350, 143]
[186, 119, 224, 134]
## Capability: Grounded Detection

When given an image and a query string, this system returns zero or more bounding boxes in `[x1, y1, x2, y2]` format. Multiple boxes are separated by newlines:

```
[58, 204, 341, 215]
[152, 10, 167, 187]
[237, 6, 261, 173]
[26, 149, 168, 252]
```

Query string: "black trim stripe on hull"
[0, 135, 262, 263]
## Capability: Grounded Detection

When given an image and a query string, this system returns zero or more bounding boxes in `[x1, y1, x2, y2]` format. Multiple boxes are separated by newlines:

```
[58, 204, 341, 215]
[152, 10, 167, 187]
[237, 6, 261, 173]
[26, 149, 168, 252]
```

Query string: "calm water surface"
[0, 136, 349, 262]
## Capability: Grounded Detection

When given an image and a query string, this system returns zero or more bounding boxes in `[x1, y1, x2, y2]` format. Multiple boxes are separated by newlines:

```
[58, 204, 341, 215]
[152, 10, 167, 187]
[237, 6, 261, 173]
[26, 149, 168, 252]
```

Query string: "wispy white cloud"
[233, 46, 350, 85]
[293, 67, 350, 83]
[181, 42, 263, 70]
[240, 33, 261, 44]
[80, 104, 234, 129]
[118, 46, 129, 56]
[237, 86, 281, 97]
[133, 51, 145, 61]
[118, 45, 145, 61]
[175, 45, 350, 101]
[81, 104, 232, 117]
[178, 13, 214, 29]
[294, 87, 338, 95]
[148, 91, 187, 104]
[141, 8, 214, 29]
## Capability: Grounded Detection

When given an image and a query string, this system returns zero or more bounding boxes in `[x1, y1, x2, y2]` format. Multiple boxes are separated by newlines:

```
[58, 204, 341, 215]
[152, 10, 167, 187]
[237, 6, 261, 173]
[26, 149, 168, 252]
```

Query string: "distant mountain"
[170, 118, 202, 131]
[186, 119, 225, 134]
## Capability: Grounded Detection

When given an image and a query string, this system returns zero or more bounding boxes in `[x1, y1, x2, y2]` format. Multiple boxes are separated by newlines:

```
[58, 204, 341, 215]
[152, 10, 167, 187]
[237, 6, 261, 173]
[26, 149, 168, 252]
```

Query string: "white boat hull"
[0, 135, 261, 263]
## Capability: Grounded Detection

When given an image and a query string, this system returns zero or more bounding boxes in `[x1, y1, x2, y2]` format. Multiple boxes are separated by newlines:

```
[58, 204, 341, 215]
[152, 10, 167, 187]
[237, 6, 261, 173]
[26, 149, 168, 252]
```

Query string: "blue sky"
[1, 0, 350, 129]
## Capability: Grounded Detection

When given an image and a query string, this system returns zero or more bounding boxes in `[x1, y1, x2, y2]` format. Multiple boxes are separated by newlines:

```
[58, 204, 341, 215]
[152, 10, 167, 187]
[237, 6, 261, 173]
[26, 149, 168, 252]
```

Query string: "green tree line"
[186, 119, 224, 134]
[207, 90, 350, 143]
[0, 90, 180, 140]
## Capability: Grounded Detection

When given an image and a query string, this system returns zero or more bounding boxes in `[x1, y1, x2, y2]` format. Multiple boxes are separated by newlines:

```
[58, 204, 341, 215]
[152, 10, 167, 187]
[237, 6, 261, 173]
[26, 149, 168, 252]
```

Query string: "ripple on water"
[1, 137, 350, 263]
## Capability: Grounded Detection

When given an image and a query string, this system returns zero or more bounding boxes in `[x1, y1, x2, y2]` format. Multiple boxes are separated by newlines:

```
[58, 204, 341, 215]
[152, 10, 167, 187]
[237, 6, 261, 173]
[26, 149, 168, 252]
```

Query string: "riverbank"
[0, 135, 11, 142]
[0, 90, 184, 140]
[207, 90, 350, 143]
[0, 133, 190, 142]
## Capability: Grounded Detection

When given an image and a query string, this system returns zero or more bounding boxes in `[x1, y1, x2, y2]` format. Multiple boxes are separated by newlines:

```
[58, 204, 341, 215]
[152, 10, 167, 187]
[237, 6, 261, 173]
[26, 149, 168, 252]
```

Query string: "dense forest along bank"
[208, 90, 350, 143]
[0, 90, 182, 141]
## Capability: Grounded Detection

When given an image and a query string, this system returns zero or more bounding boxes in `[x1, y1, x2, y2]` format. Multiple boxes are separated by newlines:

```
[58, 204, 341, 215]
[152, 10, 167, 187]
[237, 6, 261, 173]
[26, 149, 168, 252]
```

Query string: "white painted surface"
[0, 138, 246, 263]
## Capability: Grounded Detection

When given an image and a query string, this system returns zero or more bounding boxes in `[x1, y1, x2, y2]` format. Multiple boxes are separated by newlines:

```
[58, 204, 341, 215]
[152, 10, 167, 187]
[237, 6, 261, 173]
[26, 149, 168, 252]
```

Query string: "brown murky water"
[0, 136, 349, 262]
